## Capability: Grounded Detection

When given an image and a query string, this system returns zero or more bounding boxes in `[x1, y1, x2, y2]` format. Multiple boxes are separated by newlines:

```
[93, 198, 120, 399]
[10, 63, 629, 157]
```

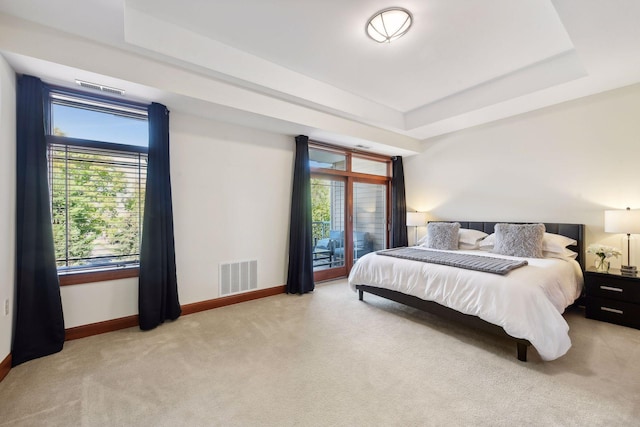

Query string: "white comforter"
[348, 248, 584, 361]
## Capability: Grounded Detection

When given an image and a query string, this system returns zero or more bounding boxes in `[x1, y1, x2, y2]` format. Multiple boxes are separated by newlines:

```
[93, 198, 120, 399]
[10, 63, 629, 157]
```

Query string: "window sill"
[59, 267, 139, 286]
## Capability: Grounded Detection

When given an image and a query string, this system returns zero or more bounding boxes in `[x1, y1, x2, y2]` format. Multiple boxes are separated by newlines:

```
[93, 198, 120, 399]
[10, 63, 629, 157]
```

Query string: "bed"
[349, 222, 585, 362]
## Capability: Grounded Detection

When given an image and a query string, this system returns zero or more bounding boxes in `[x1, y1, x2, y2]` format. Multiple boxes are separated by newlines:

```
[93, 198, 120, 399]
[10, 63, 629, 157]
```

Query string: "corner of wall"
[0, 53, 16, 366]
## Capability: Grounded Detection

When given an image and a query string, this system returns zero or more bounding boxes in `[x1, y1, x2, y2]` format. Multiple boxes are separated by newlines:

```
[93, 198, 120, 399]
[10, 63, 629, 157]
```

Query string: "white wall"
[60, 113, 293, 327]
[60, 279, 138, 328]
[170, 113, 292, 304]
[405, 82, 640, 268]
[0, 54, 16, 361]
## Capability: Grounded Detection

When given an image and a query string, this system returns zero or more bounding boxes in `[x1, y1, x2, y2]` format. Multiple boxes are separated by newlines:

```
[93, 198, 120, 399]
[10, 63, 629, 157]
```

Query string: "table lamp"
[604, 207, 640, 275]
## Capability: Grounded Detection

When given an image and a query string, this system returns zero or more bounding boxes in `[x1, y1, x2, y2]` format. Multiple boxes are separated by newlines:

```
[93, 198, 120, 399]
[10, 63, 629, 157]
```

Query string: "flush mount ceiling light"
[366, 7, 413, 43]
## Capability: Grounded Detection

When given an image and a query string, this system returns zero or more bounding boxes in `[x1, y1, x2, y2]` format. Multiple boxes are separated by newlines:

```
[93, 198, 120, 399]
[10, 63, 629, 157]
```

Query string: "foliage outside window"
[311, 177, 332, 243]
[46, 88, 148, 275]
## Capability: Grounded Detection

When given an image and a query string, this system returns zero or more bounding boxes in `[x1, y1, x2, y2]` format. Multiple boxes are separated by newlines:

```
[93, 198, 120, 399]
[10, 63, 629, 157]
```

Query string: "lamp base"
[621, 265, 637, 276]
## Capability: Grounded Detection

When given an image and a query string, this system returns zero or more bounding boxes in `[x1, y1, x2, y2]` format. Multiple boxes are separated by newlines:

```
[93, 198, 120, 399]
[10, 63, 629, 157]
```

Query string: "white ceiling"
[1, 0, 640, 156]
[129, 0, 575, 112]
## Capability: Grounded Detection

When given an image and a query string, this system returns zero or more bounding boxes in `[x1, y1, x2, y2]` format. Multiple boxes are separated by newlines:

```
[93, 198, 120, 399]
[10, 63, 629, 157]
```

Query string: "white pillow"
[543, 232, 577, 253]
[458, 228, 488, 247]
[459, 242, 481, 250]
[543, 248, 578, 260]
[479, 233, 495, 249]
[419, 227, 488, 249]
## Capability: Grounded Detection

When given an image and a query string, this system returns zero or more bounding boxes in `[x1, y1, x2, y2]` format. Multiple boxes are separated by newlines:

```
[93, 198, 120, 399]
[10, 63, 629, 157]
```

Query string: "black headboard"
[435, 221, 585, 271]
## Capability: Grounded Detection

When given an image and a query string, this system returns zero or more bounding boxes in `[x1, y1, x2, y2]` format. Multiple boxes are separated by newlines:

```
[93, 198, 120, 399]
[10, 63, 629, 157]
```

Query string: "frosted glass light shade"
[366, 8, 413, 43]
[406, 212, 427, 227]
[604, 209, 640, 234]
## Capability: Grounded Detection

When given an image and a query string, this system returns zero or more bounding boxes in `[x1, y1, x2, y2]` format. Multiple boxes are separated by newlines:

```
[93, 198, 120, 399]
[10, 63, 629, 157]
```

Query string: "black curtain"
[286, 135, 314, 294]
[138, 102, 181, 330]
[390, 156, 408, 248]
[13, 75, 65, 366]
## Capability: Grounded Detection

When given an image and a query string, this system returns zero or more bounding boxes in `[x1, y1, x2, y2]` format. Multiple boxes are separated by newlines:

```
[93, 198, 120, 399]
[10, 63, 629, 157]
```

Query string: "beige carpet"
[1, 279, 639, 426]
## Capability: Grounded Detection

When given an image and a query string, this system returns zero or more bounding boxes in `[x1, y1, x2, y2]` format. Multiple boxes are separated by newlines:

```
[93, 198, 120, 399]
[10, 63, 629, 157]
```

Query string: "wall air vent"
[75, 79, 125, 96]
[219, 260, 257, 296]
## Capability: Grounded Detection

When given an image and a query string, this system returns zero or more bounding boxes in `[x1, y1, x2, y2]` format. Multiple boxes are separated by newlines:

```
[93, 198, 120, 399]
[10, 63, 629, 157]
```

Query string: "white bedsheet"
[348, 248, 584, 361]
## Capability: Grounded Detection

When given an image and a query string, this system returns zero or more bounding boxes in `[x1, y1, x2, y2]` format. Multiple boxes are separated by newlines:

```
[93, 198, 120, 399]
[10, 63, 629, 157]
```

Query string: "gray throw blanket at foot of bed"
[377, 248, 528, 275]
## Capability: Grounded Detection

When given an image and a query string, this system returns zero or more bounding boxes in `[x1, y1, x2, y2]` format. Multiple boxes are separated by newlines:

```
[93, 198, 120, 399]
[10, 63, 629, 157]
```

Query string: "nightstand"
[584, 267, 640, 329]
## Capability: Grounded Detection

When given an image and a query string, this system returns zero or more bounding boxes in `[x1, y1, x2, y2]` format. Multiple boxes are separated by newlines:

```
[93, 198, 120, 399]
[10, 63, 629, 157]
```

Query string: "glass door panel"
[353, 182, 387, 263]
[311, 177, 345, 275]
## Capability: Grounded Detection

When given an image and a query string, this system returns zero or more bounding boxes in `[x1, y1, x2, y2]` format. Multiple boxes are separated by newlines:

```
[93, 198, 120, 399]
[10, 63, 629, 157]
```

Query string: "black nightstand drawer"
[584, 275, 640, 304]
[585, 296, 640, 329]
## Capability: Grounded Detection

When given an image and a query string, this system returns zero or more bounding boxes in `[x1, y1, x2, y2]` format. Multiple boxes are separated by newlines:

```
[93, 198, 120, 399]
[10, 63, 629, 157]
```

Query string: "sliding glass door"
[353, 182, 387, 262]
[309, 144, 390, 281]
[311, 177, 346, 278]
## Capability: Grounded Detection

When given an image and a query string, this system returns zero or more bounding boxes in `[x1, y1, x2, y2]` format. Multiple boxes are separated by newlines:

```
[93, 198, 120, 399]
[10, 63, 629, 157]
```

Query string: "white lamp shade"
[604, 209, 640, 234]
[406, 212, 427, 227]
[366, 8, 412, 43]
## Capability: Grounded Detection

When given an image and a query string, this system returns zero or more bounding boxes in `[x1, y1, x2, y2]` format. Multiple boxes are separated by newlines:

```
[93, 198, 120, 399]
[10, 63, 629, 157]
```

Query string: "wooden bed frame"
[356, 221, 585, 362]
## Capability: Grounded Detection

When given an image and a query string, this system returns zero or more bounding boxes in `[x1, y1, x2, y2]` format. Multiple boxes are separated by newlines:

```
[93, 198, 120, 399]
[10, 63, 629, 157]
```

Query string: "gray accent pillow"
[426, 222, 460, 250]
[493, 223, 545, 258]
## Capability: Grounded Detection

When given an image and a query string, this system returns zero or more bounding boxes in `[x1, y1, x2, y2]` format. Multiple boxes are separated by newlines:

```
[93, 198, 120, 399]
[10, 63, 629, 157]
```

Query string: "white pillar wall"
[0, 53, 16, 361]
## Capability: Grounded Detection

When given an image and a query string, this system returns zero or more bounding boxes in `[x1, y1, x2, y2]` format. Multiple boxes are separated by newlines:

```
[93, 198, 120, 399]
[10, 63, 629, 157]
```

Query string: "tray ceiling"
[1, 0, 640, 155]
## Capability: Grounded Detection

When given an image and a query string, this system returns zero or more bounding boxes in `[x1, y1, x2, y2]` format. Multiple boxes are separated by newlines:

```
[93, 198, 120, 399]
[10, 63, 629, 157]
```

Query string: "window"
[50, 93, 148, 146]
[309, 148, 346, 170]
[46, 88, 148, 283]
[352, 157, 389, 176]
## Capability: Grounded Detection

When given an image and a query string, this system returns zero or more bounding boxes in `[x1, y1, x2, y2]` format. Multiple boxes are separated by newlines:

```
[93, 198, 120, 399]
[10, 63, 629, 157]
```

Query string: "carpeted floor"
[1, 279, 639, 426]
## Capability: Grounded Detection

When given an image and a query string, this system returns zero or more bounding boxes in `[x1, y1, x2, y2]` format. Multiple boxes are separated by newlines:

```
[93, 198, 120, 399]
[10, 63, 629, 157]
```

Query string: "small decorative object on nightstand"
[586, 244, 621, 273]
[584, 268, 640, 329]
